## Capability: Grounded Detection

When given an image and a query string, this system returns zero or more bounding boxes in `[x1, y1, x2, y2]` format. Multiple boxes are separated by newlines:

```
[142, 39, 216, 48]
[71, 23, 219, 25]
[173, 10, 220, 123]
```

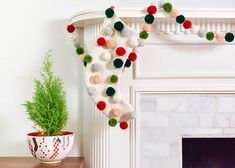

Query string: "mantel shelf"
[69, 8, 235, 26]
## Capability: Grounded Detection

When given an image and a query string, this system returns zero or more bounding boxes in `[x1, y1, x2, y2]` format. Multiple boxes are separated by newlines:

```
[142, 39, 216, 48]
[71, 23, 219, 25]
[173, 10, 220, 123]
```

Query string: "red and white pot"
[27, 131, 74, 164]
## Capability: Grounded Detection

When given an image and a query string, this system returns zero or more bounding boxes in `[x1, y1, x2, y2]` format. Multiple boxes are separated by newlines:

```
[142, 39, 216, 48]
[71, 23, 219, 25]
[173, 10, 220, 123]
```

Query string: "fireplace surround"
[70, 8, 235, 168]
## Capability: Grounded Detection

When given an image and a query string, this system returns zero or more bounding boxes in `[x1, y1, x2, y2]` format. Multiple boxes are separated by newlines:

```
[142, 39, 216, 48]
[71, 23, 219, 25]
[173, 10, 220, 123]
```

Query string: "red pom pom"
[183, 20, 192, 29]
[128, 52, 137, 62]
[147, 5, 157, 14]
[116, 47, 126, 56]
[67, 24, 75, 33]
[97, 37, 106, 46]
[97, 101, 106, 111]
[120, 121, 128, 130]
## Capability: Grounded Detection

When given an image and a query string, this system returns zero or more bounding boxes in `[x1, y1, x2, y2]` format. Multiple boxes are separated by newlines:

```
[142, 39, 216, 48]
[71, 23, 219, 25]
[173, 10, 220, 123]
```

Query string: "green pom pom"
[105, 8, 114, 18]
[110, 75, 118, 83]
[163, 2, 173, 12]
[114, 21, 124, 31]
[176, 15, 185, 24]
[206, 32, 215, 41]
[225, 32, 234, 42]
[106, 87, 116, 96]
[76, 47, 84, 55]
[113, 59, 123, 68]
[139, 31, 149, 39]
[144, 14, 155, 24]
[108, 118, 117, 127]
[83, 55, 92, 63]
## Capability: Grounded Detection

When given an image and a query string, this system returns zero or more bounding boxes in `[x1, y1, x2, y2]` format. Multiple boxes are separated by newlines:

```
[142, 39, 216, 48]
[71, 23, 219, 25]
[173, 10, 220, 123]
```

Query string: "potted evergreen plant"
[24, 50, 74, 164]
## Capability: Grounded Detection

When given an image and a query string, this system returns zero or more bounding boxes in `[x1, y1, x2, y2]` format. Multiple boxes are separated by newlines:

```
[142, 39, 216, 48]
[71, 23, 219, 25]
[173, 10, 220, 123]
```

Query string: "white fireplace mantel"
[70, 8, 235, 168]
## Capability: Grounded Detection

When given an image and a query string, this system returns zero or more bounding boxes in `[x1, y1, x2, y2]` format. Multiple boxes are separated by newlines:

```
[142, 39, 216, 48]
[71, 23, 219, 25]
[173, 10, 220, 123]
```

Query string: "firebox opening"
[182, 138, 235, 168]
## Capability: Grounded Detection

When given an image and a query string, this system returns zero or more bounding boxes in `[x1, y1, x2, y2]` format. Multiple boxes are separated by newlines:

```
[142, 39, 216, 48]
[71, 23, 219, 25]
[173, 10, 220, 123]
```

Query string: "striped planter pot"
[27, 131, 74, 164]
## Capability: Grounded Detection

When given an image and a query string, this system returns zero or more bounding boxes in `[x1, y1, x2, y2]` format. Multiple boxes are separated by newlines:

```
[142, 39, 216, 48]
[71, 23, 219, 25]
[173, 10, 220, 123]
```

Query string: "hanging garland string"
[67, 1, 234, 129]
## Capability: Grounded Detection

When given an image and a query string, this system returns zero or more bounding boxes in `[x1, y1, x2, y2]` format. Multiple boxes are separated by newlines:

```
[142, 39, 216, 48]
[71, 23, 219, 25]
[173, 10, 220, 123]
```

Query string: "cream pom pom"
[169, 8, 178, 18]
[100, 52, 111, 61]
[106, 39, 116, 49]
[112, 93, 122, 103]
[142, 23, 151, 32]
[216, 32, 225, 42]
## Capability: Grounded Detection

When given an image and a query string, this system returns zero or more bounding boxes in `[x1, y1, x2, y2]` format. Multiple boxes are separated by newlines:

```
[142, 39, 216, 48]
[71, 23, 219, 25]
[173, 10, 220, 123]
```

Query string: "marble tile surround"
[139, 94, 235, 168]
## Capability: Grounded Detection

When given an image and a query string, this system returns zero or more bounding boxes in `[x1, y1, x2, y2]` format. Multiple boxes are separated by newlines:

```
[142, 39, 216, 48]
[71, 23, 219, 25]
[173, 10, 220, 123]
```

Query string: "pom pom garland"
[67, 24, 75, 33]
[139, 31, 149, 39]
[128, 52, 137, 62]
[216, 32, 225, 42]
[144, 14, 155, 24]
[124, 59, 132, 68]
[147, 5, 157, 14]
[198, 29, 206, 38]
[120, 121, 128, 129]
[225, 32, 234, 42]
[105, 8, 114, 18]
[92, 63, 103, 72]
[116, 47, 126, 56]
[106, 39, 116, 48]
[163, 2, 173, 12]
[84, 55, 92, 63]
[169, 8, 178, 18]
[76, 47, 84, 55]
[190, 25, 200, 34]
[142, 23, 151, 32]
[97, 101, 106, 111]
[113, 59, 124, 68]
[106, 87, 116, 97]
[183, 20, 192, 29]
[108, 118, 117, 127]
[97, 37, 106, 46]
[176, 15, 185, 24]
[114, 21, 124, 31]
[110, 75, 118, 83]
[87, 87, 97, 96]
[206, 32, 215, 41]
[69, 1, 235, 130]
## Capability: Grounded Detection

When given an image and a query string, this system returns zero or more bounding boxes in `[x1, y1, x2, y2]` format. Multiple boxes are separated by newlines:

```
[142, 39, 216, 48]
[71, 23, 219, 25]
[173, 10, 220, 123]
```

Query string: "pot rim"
[27, 131, 74, 137]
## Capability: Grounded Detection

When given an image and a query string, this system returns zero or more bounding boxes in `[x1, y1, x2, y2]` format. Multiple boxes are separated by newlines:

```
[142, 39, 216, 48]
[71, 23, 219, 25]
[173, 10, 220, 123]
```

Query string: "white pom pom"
[100, 52, 111, 61]
[102, 26, 114, 36]
[190, 25, 200, 34]
[138, 38, 145, 47]
[87, 87, 97, 96]
[198, 29, 206, 38]
[73, 39, 80, 48]
[121, 27, 131, 37]
[92, 63, 103, 72]
[112, 94, 122, 103]
[157, 0, 166, 7]
[129, 37, 139, 48]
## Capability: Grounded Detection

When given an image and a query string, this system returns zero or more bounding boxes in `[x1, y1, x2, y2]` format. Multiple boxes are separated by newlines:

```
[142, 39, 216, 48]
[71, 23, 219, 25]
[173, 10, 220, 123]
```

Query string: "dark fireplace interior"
[182, 138, 235, 168]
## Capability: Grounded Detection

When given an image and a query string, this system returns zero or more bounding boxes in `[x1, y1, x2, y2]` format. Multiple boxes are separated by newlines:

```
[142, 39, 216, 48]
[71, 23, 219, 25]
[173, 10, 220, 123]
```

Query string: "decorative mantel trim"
[70, 8, 235, 26]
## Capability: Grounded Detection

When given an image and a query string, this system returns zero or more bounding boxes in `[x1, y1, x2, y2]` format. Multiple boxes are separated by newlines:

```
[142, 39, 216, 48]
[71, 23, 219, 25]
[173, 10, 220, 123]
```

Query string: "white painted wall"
[0, 0, 235, 158]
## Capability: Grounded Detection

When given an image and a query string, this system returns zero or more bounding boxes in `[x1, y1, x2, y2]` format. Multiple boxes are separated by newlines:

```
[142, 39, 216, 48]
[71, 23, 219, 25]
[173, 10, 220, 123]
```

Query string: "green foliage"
[24, 50, 68, 136]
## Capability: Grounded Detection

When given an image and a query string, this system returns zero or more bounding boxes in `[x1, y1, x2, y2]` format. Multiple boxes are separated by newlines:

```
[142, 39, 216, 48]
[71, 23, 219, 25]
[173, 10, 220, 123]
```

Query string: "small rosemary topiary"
[24, 50, 68, 136]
